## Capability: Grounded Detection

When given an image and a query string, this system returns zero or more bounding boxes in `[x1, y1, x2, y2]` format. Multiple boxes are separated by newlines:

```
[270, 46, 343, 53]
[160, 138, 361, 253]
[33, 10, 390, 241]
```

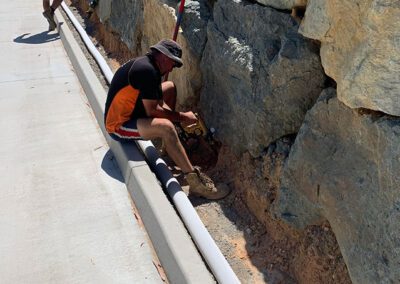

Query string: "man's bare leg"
[137, 117, 194, 174]
[137, 116, 231, 200]
[161, 81, 177, 111]
[160, 81, 178, 154]
[43, 0, 50, 11]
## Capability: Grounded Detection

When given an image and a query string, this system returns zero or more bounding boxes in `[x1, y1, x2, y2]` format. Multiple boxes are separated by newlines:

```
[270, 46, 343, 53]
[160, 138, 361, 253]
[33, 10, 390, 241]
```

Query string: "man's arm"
[142, 99, 197, 124]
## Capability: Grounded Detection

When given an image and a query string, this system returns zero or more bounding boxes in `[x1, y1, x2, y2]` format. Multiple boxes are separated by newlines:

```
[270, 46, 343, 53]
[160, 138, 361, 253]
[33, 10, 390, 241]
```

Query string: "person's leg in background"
[42, 0, 63, 31]
[50, 0, 63, 11]
[42, 0, 50, 11]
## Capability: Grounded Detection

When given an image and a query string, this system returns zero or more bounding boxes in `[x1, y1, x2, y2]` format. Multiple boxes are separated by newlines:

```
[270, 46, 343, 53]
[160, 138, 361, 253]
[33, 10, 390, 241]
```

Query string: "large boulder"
[274, 88, 400, 283]
[255, 0, 307, 10]
[200, 0, 325, 156]
[181, 0, 212, 58]
[97, 0, 112, 23]
[105, 0, 144, 53]
[300, 0, 400, 116]
[178, 0, 213, 108]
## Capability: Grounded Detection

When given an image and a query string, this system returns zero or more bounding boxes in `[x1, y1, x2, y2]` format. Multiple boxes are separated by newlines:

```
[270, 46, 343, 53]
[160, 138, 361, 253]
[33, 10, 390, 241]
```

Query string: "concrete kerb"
[54, 9, 215, 284]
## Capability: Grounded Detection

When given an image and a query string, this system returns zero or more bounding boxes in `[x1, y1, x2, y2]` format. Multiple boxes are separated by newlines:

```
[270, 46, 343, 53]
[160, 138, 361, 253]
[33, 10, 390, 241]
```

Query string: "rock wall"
[94, 0, 324, 155]
[270, 1, 400, 282]
[255, 0, 307, 10]
[200, 0, 324, 156]
[273, 88, 400, 283]
[299, 0, 400, 116]
[86, 0, 399, 282]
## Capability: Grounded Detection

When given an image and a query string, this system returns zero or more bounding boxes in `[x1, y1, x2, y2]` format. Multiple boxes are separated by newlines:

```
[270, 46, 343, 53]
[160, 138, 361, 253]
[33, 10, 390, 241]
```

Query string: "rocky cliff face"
[91, 0, 399, 282]
[300, 0, 400, 116]
[255, 0, 307, 10]
[273, 88, 400, 282]
[200, 0, 325, 156]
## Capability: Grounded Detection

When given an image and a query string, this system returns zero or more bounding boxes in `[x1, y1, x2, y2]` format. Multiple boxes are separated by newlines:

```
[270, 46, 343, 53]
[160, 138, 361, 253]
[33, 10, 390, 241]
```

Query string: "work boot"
[185, 167, 230, 200]
[43, 9, 57, 31]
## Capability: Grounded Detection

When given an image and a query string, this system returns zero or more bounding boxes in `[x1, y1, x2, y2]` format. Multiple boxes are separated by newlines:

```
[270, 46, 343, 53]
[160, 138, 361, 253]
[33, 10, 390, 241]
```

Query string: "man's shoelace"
[195, 167, 215, 191]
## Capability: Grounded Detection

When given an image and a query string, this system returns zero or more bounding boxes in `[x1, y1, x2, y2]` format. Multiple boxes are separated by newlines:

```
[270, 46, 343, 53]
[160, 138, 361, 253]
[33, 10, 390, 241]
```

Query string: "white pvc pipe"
[62, 3, 113, 83]
[61, 3, 240, 283]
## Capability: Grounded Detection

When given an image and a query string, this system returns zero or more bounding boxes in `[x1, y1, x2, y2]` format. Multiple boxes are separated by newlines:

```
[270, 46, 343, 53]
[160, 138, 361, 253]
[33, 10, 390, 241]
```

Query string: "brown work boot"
[43, 9, 57, 31]
[185, 167, 230, 200]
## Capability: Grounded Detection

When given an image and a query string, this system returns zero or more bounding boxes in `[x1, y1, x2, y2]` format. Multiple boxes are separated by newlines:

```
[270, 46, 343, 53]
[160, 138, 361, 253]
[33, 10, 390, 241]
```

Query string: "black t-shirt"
[104, 55, 162, 123]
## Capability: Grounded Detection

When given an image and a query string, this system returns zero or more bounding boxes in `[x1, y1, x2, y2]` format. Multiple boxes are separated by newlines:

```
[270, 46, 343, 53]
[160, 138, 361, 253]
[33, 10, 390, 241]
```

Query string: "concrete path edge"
[55, 9, 215, 284]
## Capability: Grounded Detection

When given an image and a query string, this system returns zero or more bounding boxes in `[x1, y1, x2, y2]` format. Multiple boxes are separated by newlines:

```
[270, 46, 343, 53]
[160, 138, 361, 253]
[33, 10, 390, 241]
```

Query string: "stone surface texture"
[106, 0, 144, 53]
[300, 0, 400, 116]
[97, 0, 112, 23]
[181, 0, 211, 58]
[200, 0, 325, 156]
[255, 0, 307, 10]
[273, 88, 400, 283]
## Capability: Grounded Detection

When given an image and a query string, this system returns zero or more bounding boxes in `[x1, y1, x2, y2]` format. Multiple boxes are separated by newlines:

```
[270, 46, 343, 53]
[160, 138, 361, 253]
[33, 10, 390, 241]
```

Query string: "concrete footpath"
[0, 1, 162, 283]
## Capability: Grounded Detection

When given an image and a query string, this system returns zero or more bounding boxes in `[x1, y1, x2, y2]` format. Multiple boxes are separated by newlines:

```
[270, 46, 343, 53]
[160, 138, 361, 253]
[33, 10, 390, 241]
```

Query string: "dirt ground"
[62, 2, 352, 283]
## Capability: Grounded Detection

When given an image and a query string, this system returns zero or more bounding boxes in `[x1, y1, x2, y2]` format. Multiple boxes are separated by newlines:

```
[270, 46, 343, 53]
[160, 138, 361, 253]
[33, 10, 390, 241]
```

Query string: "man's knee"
[155, 119, 176, 138]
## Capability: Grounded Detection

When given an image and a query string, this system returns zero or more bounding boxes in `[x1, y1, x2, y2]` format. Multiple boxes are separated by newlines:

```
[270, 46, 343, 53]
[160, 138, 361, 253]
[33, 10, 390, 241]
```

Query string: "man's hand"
[180, 111, 198, 126]
[142, 99, 198, 124]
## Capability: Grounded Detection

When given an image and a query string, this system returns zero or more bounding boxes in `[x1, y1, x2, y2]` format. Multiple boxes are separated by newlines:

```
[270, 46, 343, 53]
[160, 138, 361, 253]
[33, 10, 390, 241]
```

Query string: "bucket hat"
[150, 39, 183, 68]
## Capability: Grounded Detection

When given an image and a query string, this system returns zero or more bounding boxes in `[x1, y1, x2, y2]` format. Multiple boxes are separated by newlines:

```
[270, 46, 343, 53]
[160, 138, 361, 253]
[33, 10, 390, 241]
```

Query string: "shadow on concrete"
[101, 149, 124, 183]
[118, 141, 147, 162]
[13, 31, 60, 44]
